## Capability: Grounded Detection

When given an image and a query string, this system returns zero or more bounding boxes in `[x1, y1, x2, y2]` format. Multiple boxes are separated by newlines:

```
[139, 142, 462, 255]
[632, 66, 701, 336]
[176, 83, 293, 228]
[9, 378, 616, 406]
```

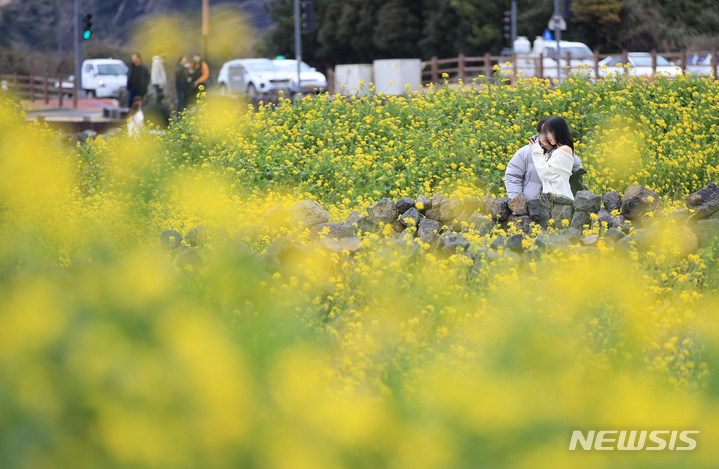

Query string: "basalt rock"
[573, 190, 602, 213]
[489, 197, 512, 222]
[622, 184, 660, 220]
[685, 182, 719, 219]
[289, 200, 329, 228]
[367, 198, 399, 224]
[602, 191, 622, 212]
[508, 194, 529, 216]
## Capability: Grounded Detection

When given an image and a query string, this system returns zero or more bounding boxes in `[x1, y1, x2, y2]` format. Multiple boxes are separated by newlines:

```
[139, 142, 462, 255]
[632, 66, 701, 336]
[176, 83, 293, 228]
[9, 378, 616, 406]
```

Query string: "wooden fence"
[421, 50, 719, 86]
[0, 73, 79, 108]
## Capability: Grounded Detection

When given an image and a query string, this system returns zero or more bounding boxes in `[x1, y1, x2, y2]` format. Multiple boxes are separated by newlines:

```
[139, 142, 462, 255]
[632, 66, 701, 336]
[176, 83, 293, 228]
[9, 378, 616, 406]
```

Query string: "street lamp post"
[294, 0, 302, 98]
[202, 0, 209, 59]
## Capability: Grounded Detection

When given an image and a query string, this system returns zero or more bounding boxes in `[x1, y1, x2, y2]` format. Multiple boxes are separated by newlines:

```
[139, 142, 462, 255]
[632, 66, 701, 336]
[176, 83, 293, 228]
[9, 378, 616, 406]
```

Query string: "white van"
[81, 59, 128, 98]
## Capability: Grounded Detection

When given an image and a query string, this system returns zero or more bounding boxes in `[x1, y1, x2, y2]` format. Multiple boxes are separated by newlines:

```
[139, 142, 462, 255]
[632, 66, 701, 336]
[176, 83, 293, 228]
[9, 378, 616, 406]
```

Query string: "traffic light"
[503, 11, 511, 40]
[301, 2, 315, 34]
[564, 0, 574, 19]
[82, 14, 92, 40]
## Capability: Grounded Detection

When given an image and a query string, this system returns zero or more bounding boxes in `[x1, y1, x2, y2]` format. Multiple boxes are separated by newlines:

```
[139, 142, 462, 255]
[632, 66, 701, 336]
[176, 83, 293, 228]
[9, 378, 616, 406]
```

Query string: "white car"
[81, 59, 128, 98]
[272, 59, 327, 94]
[505, 38, 595, 79]
[217, 58, 292, 99]
[680, 54, 716, 76]
[598, 53, 682, 78]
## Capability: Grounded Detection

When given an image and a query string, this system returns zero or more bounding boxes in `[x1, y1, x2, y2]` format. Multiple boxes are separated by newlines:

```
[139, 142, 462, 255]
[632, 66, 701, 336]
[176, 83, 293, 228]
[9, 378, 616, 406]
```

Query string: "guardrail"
[421, 50, 719, 86]
[0, 73, 79, 108]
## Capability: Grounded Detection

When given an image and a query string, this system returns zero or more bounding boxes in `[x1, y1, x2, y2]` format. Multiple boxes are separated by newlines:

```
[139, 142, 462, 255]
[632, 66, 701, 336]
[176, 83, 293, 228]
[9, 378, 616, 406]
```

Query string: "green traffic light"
[83, 30, 91, 40]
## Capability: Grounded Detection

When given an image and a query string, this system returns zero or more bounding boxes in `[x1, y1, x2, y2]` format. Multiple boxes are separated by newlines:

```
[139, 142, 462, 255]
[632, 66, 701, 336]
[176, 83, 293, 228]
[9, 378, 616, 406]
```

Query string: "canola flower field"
[2, 74, 719, 468]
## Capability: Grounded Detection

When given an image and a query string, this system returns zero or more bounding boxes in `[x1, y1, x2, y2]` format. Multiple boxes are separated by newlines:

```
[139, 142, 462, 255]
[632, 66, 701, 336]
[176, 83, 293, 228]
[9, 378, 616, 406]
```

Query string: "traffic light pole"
[511, 1, 517, 47]
[554, 0, 562, 83]
[294, 0, 301, 98]
[74, 0, 81, 107]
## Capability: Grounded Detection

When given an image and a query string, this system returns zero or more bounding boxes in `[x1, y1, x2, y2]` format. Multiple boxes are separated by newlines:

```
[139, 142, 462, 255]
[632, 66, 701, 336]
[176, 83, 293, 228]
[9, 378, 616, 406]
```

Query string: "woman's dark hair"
[129, 96, 143, 118]
[543, 116, 574, 152]
[536, 118, 549, 133]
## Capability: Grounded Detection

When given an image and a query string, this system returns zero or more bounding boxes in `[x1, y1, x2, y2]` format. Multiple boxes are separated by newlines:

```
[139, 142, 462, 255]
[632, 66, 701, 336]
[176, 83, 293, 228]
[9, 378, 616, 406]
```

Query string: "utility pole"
[294, 0, 302, 98]
[74, 0, 81, 107]
[202, 0, 209, 59]
[511, 1, 517, 47]
[554, 0, 562, 83]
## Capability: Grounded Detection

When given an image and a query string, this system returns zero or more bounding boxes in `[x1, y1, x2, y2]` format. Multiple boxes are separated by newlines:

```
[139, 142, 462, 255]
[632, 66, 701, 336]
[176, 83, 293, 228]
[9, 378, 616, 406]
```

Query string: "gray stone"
[317, 238, 342, 253]
[490, 234, 506, 250]
[668, 209, 693, 225]
[622, 184, 660, 220]
[462, 197, 481, 214]
[685, 182, 719, 219]
[184, 226, 205, 247]
[527, 198, 552, 227]
[418, 217, 441, 238]
[604, 228, 626, 242]
[507, 234, 527, 253]
[309, 222, 345, 241]
[391, 220, 405, 233]
[161, 229, 183, 250]
[415, 195, 432, 212]
[489, 197, 512, 222]
[339, 237, 363, 253]
[570, 211, 591, 230]
[696, 219, 719, 249]
[479, 194, 494, 213]
[553, 194, 574, 205]
[551, 204, 573, 227]
[339, 211, 365, 238]
[615, 236, 636, 254]
[603, 191, 622, 212]
[396, 197, 415, 214]
[439, 198, 463, 221]
[596, 207, 614, 227]
[432, 194, 447, 211]
[176, 246, 202, 269]
[425, 207, 442, 221]
[541, 234, 570, 251]
[634, 225, 698, 257]
[580, 234, 600, 246]
[367, 198, 399, 224]
[508, 194, 529, 216]
[466, 212, 494, 235]
[573, 190, 602, 213]
[507, 215, 533, 234]
[399, 207, 420, 227]
[573, 246, 600, 257]
[565, 227, 583, 243]
[289, 200, 329, 228]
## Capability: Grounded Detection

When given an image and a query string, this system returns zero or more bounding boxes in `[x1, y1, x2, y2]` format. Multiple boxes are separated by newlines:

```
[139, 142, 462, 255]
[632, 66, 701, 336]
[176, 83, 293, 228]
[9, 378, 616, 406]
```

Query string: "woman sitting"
[529, 116, 575, 200]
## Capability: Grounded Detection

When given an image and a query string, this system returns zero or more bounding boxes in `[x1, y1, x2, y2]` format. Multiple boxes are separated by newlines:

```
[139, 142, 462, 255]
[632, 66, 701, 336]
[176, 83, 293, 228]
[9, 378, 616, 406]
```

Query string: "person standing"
[126, 53, 151, 108]
[151, 53, 167, 97]
[187, 54, 209, 107]
[174, 56, 189, 114]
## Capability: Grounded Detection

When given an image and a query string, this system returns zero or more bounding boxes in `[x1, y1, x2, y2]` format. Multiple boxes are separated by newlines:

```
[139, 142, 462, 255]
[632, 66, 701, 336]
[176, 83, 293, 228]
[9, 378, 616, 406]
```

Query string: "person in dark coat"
[126, 53, 151, 108]
[144, 94, 171, 129]
[174, 56, 189, 114]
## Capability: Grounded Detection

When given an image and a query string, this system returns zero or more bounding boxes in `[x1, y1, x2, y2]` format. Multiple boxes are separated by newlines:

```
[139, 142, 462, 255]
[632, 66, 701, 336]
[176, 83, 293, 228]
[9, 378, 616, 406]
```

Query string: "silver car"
[598, 53, 682, 78]
[680, 54, 717, 76]
[217, 58, 292, 99]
